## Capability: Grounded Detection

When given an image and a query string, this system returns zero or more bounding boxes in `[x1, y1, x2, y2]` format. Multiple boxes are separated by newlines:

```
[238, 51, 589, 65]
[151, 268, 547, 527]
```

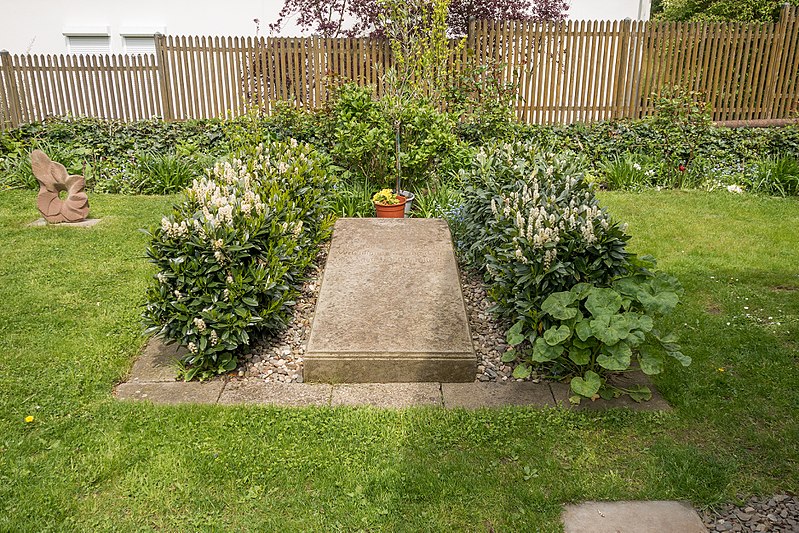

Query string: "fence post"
[0, 50, 21, 128]
[764, 5, 792, 118]
[612, 19, 633, 119]
[153, 34, 174, 121]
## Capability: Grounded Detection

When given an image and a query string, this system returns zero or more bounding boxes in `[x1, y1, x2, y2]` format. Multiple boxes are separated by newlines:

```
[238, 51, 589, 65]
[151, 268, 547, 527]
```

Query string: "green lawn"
[0, 189, 797, 532]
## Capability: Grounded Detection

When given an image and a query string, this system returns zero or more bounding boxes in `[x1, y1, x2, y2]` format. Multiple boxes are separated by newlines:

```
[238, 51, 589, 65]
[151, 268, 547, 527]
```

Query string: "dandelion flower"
[24, 415, 34, 423]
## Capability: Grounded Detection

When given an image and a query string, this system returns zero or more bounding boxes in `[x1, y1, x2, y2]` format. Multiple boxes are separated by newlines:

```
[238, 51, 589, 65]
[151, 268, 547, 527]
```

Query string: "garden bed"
[230, 244, 535, 385]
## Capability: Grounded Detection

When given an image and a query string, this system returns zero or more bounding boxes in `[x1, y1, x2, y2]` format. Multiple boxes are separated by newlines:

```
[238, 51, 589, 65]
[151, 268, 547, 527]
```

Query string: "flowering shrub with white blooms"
[451, 143, 688, 402]
[454, 143, 632, 322]
[143, 139, 335, 379]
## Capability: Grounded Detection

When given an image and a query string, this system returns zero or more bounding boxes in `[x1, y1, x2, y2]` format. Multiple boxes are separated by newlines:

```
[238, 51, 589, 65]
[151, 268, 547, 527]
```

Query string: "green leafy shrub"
[0, 139, 86, 190]
[454, 142, 633, 331]
[143, 139, 335, 379]
[597, 153, 657, 191]
[324, 84, 394, 186]
[268, 101, 327, 146]
[323, 83, 467, 190]
[447, 58, 522, 144]
[513, 262, 690, 402]
[452, 142, 691, 401]
[134, 152, 211, 195]
[649, 86, 712, 178]
[330, 178, 374, 217]
[3, 102, 797, 197]
[514, 100, 799, 195]
[412, 180, 463, 218]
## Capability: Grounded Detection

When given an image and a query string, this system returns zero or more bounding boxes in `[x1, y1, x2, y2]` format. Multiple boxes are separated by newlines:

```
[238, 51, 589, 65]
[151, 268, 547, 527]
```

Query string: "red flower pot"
[374, 195, 406, 218]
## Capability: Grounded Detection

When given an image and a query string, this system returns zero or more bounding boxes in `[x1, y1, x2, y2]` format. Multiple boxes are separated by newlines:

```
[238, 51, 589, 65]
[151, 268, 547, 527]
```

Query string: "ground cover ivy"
[2, 99, 797, 196]
[142, 139, 334, 379]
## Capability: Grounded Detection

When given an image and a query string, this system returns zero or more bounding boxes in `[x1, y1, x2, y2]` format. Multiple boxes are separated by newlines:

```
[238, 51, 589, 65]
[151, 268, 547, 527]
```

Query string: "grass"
[0, 189, 797, 531]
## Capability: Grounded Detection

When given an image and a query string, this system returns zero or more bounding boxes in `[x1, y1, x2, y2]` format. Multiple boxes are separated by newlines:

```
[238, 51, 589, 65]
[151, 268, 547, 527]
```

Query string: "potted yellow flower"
[372, 188, 406, 218]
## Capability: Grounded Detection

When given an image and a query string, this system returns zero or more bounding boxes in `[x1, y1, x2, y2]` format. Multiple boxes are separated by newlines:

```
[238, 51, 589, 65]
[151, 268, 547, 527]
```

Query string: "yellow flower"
[24, 415, 34, 423]
[717, 367, 725, 372]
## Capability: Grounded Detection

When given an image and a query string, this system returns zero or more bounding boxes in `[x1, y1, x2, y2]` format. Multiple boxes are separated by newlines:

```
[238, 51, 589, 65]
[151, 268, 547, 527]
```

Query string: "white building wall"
[0, 0, 650, 55]
[568, 0, 651, 21]
[0, 0, 293, 54]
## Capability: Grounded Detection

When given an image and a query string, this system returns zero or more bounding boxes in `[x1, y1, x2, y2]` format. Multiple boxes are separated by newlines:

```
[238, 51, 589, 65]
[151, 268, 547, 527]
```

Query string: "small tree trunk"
[394, 121, 402, 194]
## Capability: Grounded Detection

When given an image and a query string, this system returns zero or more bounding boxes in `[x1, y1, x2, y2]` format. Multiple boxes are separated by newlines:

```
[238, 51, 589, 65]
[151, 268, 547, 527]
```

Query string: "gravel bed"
[701, 494, 799, 532]
[232, 248, 535, 384]
[232, 242, 329, 384]
[459, 268, 540, 383]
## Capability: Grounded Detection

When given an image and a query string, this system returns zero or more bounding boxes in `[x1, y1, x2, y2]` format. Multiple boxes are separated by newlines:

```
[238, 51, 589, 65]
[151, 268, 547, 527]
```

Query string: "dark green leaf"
[575, 320, 593, 342]
[638, 345, 665, 375]
[512, 363, 532, 379]
[501, 349, 517, 363]
[585, 287, 623, 317]
[532, 337, 563, 362]
[597, 342, 632, 371]
[627, 385, 652, 403]
[568, 347, 591, 366]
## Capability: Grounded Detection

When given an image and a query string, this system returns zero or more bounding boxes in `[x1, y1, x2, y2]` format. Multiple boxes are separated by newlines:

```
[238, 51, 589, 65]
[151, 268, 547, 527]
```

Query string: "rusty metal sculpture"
[30, 150, 89, 223]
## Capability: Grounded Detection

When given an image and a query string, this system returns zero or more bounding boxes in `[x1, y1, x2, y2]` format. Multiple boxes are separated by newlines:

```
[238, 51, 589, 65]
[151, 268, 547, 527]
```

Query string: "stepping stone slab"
[128, 338, 186, 382]
[218, 381, 332, 407]
[562, 501, 706, 533]
[331, 383, 443, 408]
[442, 382, 556, 409]
[115, 381, 224, 405]
[305, 218, 475, 383]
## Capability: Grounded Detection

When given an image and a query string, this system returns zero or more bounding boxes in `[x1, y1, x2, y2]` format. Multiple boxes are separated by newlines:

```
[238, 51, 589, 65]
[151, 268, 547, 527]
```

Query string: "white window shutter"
[124, 36, 156, 55]
[67, 36, 111, 55]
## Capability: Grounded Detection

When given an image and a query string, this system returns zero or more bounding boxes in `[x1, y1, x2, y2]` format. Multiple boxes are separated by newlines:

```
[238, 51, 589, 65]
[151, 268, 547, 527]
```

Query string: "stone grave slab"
[305, 218, 475, 383]
[562, 501, 706, 533]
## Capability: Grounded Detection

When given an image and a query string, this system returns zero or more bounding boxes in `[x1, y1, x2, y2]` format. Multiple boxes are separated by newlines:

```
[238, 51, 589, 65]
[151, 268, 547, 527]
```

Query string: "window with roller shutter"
[66, 35, 111, 55]
[123, 36, 156, 55]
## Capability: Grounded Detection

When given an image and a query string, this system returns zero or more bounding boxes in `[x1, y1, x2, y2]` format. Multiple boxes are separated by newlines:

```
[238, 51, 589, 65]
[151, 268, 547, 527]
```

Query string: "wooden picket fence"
[484, 8, 799, 123]
[1, 6, 798, 130]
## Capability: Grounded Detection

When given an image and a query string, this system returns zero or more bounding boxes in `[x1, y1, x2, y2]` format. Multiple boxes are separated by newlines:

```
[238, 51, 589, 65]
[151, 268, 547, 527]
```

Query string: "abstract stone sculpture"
[30, 149, 89, 223]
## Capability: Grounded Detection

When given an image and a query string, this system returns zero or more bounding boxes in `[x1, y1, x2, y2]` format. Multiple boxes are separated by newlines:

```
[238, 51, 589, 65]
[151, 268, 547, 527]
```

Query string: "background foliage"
[652, 0, 799, 21]
[3, 91, 796, 197]
[269, 0, 568, 37]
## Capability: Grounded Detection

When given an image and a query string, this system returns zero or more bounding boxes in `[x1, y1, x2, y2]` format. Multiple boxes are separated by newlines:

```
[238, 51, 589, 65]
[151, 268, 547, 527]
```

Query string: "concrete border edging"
[115, 339, 672, 410]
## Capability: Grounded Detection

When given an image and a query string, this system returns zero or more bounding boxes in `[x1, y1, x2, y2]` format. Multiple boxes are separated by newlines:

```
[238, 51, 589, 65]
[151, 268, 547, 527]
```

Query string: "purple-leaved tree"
[270, 0, 569, 37]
